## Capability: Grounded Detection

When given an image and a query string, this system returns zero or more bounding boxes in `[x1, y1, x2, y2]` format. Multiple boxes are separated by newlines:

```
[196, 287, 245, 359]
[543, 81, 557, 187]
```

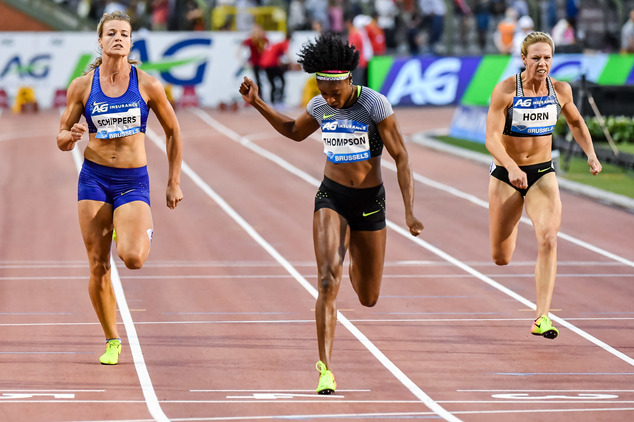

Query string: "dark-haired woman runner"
[239, 32, 423, 394]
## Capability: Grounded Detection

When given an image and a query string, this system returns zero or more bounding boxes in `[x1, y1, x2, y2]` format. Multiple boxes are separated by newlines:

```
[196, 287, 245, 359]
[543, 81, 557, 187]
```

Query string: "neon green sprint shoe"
[99, 339, 122, 365]
[315, 361, 336, 394]
[531, 315, 559, 339]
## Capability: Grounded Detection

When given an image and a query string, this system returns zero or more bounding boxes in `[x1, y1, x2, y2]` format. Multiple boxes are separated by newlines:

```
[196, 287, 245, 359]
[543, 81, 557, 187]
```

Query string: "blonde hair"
[521, 31, 555, 57]
[88, 11, 138, 71]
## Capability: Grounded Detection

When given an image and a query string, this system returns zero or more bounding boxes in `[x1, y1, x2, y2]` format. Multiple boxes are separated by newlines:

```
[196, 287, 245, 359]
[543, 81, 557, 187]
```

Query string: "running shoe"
[112, 228, 117, 243]
[99, 339, 122, 365]
[315, 361, 336, 394]
[531, 315, 559, 339]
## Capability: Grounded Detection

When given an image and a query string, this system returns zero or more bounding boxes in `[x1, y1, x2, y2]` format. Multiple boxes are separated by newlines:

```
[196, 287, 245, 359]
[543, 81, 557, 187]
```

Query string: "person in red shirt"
[242, 25, 269, 90]
[365, 12, 386, 55]
[260, 33, 291, 104]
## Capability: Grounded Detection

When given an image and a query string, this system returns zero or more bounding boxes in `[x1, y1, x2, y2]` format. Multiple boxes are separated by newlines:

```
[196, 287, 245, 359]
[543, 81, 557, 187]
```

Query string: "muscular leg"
[313, 208, 349, 370]
[524, 174, 561, 318]
[113, 201, 153, 270]
[348, 228, 386, 307]
[488, 177, 524, 265]
[78, 200, 118, 340]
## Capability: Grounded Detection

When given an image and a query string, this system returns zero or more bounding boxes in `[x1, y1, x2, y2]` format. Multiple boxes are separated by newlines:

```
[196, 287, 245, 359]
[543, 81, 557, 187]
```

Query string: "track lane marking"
[189, 109, 634, 369]
[146, 125, 461, 422]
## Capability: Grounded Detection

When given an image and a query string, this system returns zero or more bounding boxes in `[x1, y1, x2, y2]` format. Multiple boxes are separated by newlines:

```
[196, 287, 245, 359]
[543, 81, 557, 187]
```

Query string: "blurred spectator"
[474, 0, 492, 53]
[494, 7, 517, 54]
[454, 0, 472, 50]
[510, 0, 528, 17]
[539, 0, 558, 33]
[365, 12, 387, 55]
[152, 0, 168, 30]
[306, 0, 329, 31]
[551, 17, 575, 47]
[182, 0, 205, 31]
[104, 0, 127, 14]
[419, 0, 446, 54]
[242, 24, 269, 90]
[346, 13, 373, 85]
[566, 0, 579, 37]
[375, 0, 399, 50]
[328, 0, 345, 33]
[512, 15, 534, 56]
[621, 10, 634, 53]
[288, 0, 308, 31]
[260, 33, 291, 105]
[406, 9, 423, 55]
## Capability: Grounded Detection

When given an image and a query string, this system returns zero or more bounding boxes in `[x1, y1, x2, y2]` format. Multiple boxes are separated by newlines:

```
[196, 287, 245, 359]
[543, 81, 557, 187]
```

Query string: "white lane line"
[190, 109, 634, 368]
[146, 124, 461, 422]
[70, 148, 169, 422]
[4, 316, 634, 328]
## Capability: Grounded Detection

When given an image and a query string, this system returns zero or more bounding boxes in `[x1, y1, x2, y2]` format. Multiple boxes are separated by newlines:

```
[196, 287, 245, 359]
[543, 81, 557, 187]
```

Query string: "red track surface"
[0, 106, 633, 422]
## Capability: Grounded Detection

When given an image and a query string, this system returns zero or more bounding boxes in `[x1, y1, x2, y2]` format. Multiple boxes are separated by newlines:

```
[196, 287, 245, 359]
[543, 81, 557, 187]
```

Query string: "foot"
[315, 361, 336, 394]
[99, 339, 122, 364]
[531, 315, 559, 339]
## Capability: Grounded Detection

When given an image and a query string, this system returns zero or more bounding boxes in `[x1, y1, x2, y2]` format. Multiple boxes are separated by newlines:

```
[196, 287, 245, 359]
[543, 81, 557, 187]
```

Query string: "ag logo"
[514, 98, 532, 107]
[91, 102, 108, 113]
[323, 121, 338, 131]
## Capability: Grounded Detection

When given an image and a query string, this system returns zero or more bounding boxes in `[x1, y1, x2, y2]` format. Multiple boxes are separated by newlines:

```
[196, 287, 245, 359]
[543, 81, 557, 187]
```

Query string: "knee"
[89, 258, 111, 278]
[537, 230, 558, 252]
[120, 252, 145, 270]
[359, 294, 379, 308]
[317, 270, 340, 300]
[492, 252, 511, 266]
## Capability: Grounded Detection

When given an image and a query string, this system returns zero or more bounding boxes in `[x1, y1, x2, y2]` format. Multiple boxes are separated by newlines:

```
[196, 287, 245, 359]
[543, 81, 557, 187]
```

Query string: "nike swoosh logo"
[537, 168, 550, 173]
[120, 189, 135, 196]
[362, 210, 381, 217]
[323, 114, 335, 119]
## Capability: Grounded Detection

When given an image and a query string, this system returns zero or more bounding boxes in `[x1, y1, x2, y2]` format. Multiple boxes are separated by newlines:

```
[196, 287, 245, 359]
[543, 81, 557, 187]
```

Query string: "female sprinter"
[486, 32, 601, 339]
[239, 32, 423, 394]
[57, 11, 183, 364]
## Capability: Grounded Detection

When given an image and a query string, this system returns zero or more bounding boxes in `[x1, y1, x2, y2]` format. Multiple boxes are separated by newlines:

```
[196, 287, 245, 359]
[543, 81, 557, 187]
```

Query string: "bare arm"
[57, 76, 89, 151]
[143, 72, 183, 209]
[485, 79, 528, 189]
[555, 80, 602, 175]
[378, 114, 423, 236]
[239, 76, 320, 141]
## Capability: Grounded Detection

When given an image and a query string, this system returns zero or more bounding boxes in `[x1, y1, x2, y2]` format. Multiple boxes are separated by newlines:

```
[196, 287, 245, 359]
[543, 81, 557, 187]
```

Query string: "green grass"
[434, 136, 634, 199]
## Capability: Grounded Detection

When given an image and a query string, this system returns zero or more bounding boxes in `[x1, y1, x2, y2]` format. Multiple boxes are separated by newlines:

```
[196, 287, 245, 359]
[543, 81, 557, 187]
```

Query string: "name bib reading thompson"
[90, 101, 142, 139]
[321, 119, 370, 163]
[510, 96, 558, 136]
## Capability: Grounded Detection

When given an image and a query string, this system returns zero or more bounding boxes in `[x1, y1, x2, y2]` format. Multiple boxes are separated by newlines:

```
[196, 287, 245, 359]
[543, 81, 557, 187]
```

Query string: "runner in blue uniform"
[239, 32, 423, 394]
[486, 32, 601, 339]
[56, 11, 183, 364]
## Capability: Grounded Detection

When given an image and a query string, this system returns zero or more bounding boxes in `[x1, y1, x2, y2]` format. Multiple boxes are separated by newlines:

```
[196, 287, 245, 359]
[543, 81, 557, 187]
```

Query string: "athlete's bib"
[90, 101, 142, 139]
[510, 96, 558, 136]
[321, 119, 370, 163]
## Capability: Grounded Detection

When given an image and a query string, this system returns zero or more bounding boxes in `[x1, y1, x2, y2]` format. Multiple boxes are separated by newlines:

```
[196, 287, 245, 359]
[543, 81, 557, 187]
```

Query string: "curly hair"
[297, 32, 359, 74]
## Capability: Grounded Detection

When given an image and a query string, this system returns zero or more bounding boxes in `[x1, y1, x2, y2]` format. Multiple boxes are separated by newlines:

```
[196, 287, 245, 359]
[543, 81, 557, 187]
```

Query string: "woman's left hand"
[166, 184, 183, 209]
[407, 215, 424, 237]
[588, 156, 602, 175]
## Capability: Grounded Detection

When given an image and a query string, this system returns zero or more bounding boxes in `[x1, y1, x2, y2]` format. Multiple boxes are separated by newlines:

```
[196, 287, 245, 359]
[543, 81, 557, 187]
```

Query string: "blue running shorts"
[78, 159, 150, 209]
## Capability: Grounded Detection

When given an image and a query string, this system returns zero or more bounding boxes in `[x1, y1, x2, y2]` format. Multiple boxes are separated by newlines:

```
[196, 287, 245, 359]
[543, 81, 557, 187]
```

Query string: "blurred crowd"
[54, 0, 634, 55]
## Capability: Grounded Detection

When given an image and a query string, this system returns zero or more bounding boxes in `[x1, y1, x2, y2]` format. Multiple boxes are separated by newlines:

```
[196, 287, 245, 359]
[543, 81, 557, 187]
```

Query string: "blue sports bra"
[84, 66, 149, 139]
[503, 73, 561, 137]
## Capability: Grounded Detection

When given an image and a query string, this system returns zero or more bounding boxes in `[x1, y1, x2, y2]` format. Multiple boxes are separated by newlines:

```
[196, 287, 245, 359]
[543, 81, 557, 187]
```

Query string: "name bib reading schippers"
[90, 101, 142, 139]
[322, 119, 370, 163]
[510, 96, 558, 136]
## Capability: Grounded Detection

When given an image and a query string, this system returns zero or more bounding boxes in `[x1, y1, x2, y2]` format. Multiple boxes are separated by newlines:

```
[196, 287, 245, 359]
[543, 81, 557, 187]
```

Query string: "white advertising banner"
[0, 31, 314, 109]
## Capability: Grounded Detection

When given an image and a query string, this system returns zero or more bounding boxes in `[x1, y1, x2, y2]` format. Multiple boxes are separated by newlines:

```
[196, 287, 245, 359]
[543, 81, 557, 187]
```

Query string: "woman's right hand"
[239, 76, 259, 105]
[508, 166, 528, 190]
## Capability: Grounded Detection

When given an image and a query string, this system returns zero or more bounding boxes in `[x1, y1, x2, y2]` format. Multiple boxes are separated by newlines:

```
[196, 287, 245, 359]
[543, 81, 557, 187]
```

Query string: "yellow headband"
[316, 71, 350, 81]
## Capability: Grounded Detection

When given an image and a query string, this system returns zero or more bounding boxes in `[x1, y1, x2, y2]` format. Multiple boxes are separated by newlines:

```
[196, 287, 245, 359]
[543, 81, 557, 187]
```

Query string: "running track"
[0, 106, 633, 422]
